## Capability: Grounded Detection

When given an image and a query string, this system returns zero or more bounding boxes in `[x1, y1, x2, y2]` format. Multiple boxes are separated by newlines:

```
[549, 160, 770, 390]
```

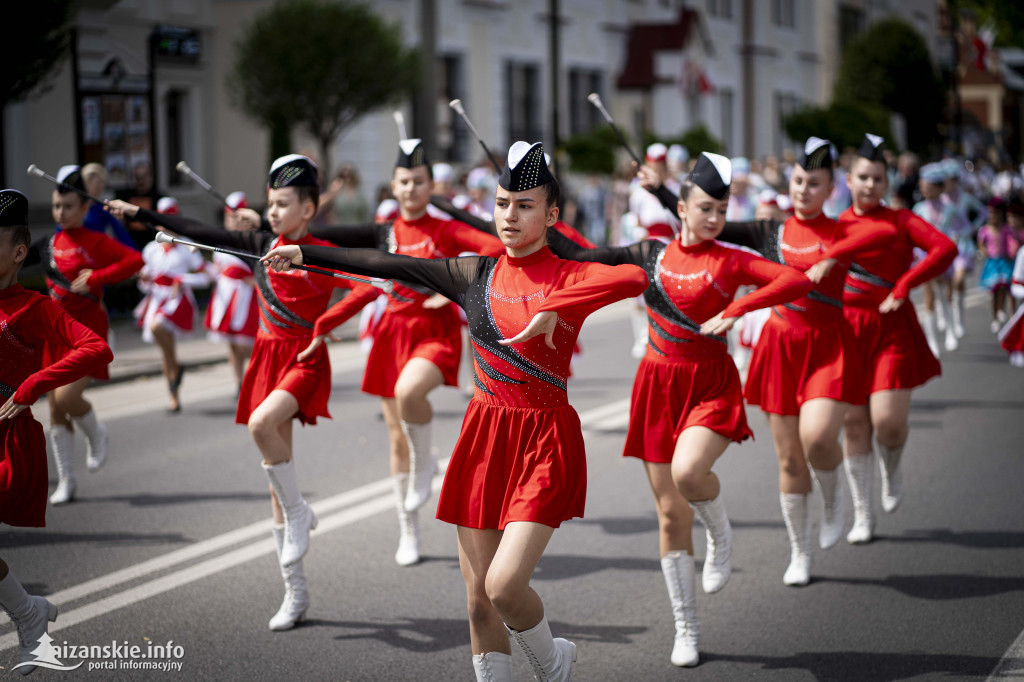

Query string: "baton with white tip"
[393, 111, 408, 140]
[154, 232, 393, 293]
[449, 99, 502, 173]
[27, 165, 105, 204]
[587, 93, 643, 167]
[176, 161, 232, 209]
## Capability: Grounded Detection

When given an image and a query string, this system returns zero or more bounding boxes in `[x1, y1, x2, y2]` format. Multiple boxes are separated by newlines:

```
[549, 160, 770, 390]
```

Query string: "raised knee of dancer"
[484, 572, 528, 617]
[873, 420, 908, 450]
[247, 413, 277, 444]
[673, 466, 709, 501]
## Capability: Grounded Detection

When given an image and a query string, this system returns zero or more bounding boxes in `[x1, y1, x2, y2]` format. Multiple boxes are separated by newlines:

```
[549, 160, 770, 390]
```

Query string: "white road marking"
[988, 627, 1024, 680]
[0, 398, 632, 652]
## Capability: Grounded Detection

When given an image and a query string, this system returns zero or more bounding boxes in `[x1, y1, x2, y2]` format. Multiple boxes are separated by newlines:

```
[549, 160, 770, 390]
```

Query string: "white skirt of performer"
[134, 281, 199, 343]
[205, 270, 259, 346]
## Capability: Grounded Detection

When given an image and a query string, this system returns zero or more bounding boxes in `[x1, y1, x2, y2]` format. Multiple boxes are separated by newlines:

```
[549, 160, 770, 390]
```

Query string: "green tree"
[229, 0, 419, 172]
[784, 101, 893, 153]
[561, 127, 620, 176]
[643, 125, 723, 157]
[954, 0, 1024, 49]
[0, 0, 75, 186]
[833, 17, 945, 154]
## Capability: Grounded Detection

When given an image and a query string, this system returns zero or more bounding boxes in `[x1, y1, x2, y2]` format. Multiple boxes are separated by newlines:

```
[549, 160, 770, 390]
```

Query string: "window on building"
[569, 68, 604, 137]
[839, 5, 865, 53]
[165, 89, 186, 187]
[707, 0, 732, 20]
[775, 91, 800, 155]
[772, 0, 796, 29]
[506, 61, 542, 144]
[439, 54, 468, 162]
[720, 88, 734, 154]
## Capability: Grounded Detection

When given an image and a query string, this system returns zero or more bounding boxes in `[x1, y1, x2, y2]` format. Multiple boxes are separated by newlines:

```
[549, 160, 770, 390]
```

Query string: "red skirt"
[0, 410, 47, 528]
[362, 306, 461, 398]
[623, 354, 752, 463]
[999, 304, 1024, 353]
[236, 335, 331, 426]
[41, 302, 110, 381]
[845, 303, 941, 396]
[436, 399, 586, 530]
[744, 312, 866, 416]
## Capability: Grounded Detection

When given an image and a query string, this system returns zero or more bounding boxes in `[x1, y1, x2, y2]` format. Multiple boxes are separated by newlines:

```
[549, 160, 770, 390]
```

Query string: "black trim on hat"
[798, 137, 834, 171]
[688, 152, 731, 201]
[268, 155, 319, 189]
[857, 134, 886, 162]
[0, 189, 28, 226]
[498, 142, 555, 192]
[395, 139, 430, 170]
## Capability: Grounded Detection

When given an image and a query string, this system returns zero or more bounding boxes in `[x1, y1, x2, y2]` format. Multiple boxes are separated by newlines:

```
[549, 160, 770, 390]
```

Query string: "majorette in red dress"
[27, 227, 142, 380]
[0, 285, 111, 527]
[296, 242, 648, 529]
[547, 228, 812, 461]
[716, 213, 897, 415]
[134, 208, 379, 425]
[839, 204, 956, 395]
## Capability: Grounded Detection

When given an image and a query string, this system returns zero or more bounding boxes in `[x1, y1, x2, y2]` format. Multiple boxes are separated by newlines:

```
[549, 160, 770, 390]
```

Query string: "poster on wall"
[82, 97, 101, 145]
[105, 153, 128, 187]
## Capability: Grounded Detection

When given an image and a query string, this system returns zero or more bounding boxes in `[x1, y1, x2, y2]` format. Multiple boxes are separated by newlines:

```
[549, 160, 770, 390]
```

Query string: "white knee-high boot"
[952, 292, 966, 338]
[48, 425, 76, 505]
[0, 570, 58, 675]
[71, 408, 107, 472]
[921, 312, 941, 358]
[844, 453, 875, 544]
[630, 304, 648, 359]
[660, 550, 700, 667]
[877, 441, 906, 513]
[263, 460, 317, 567]
[392, 474, 421, 566]
[690, 496, 733, 594]
[780, 493, 812, 586]
[268, 525, 310, 631]
[812, 466, 845, 549]
[508, 616, 576, 682]
[472, 651, 513, 682]
[401, 420, 437, 513]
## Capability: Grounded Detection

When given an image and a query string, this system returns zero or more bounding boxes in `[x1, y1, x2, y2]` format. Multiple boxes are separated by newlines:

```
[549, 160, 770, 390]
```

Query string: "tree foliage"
[561, 127, 620, 176]
[954, 0, 1024, 49]
[229, 0, 419, 171]
[643, 125, 723, 157]
[833, 17, 945, 154]
[784, 101, 893, 153]
[0, 0, 74, 107]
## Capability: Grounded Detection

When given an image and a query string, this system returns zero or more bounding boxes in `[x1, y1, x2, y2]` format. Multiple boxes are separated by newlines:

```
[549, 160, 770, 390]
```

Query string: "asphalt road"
[2, 296, 1023, 681]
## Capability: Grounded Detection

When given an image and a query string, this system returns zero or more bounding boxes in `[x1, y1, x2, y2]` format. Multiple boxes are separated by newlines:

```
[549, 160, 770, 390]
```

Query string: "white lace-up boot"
[401, 421, 437, 512]
[71, 409, 107, 472]
[630, 305, 649, 359]
[844, 453, 875, 544]
[48, 425, 76, 505]
[952, 292, 966, 338]
[263, 460, 317, 567]
[0, 570, 58, 675]
[922, 312, 941, 358]
[660, 550, 700, 667]
[812, 466, 846, 549]
[508, 617, 576, 681]
[392, 474, 421, 566]
[472, 651, 513, 681]
[877, 441, 905, 512]
[268, 525, 309, 631]
[780, 493, 812, 586]
[690, 497, 732, 594]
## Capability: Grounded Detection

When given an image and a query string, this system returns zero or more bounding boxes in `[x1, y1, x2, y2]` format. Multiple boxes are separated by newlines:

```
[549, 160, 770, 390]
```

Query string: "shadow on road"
[823, 573, 1024, 599]
[911, 397, 1024, 411]
[707, 650, 1003, 681]
[876, 528, 1024, 549]
[574, 515, 659, 536]
[71, 491, 271, 507]
[532, 554, 660, 580]
[0, 528, 187, 549]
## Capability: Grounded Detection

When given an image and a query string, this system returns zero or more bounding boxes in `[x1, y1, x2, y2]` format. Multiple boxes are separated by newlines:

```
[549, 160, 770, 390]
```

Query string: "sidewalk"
[104, 317, 363, 385]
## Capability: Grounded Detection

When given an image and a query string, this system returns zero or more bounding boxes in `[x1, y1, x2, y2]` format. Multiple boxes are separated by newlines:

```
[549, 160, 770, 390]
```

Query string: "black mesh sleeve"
[309, 222, 387, 249]
[135, 208, 272, 255]
[300, 246, 489, 307]
[428, 195, 498, 237]
[546, 227, 657, 267]
[718, 220, 779, 257]
[650, 184, 681, 220]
